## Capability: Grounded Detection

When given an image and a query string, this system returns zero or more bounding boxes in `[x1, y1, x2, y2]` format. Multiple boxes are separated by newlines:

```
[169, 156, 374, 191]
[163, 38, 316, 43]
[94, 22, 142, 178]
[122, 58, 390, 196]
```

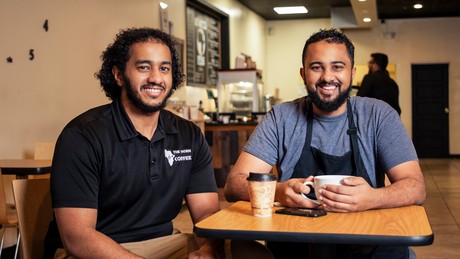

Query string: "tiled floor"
[173, 158, 460, 258]
[411, 158, 460, 258]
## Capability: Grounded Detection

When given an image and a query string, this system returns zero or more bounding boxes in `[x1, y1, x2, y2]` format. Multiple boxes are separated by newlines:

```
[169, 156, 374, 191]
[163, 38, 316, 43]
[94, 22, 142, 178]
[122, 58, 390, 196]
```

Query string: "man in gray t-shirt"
[243, 95, 415, 187]
[224, 28, 425, 258]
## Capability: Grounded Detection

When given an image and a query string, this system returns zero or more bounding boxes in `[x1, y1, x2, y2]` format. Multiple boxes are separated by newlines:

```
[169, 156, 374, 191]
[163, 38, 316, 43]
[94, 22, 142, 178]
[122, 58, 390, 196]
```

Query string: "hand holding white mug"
[301, 175, 350, 205]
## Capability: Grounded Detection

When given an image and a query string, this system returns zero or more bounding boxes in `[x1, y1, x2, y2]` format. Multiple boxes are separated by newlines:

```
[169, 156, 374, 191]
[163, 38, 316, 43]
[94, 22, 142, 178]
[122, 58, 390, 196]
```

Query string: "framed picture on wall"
[186, 0, 229, 88]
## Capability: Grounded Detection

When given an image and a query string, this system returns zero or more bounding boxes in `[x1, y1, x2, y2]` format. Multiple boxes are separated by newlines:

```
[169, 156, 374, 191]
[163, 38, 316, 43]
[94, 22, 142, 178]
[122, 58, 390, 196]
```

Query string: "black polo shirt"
[50, 99, 217, 243]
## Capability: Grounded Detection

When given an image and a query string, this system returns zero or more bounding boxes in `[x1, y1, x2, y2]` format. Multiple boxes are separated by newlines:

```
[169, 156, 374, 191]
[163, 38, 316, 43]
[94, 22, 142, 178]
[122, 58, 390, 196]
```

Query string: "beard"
[124, 75, 172, 114]
[307, 80, 352, 113]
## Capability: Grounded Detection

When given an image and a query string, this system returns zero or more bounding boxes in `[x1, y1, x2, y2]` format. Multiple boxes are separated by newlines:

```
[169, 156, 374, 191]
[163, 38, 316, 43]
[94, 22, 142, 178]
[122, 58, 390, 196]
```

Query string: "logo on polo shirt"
[164, 149, 192, 166]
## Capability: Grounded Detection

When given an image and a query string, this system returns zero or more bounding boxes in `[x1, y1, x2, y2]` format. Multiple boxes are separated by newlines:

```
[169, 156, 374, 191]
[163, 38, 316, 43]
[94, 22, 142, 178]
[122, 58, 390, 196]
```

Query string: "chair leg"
[14, 226, 20, 259]
[0, 225, 20, 258]
[0, 226, 5, 257]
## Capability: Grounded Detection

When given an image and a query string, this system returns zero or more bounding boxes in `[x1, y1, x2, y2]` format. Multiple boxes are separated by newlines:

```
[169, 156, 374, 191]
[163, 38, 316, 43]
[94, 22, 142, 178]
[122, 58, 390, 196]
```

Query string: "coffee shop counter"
[204, 121, 258, 187]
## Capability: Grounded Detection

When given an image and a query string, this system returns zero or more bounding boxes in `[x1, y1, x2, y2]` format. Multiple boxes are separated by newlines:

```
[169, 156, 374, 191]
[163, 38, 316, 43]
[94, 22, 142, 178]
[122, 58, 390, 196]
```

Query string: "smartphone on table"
[275, 208, 327, 217]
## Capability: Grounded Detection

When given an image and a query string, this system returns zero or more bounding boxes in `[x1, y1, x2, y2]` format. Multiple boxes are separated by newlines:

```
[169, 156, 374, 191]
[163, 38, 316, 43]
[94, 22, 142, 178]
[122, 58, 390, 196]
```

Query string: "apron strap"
[346, 99, 379, 186]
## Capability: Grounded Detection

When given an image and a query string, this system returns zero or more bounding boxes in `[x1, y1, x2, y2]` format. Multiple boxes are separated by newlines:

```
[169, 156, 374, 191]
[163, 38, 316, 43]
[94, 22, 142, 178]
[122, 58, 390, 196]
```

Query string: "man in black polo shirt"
[45, 28, 222, 258]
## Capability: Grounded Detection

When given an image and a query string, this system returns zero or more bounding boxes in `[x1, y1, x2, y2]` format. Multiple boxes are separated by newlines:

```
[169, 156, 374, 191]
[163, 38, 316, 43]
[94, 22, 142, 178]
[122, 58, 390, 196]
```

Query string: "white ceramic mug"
[300, 175, 349, 205]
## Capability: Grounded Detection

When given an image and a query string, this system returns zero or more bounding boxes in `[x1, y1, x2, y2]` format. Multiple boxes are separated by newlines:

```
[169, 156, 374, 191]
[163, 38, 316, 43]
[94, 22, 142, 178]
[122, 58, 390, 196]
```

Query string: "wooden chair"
[0, 172, 19, 258]
[34, 142, 55, 160]
[30, 141, 55, 179]
[12, 178, 52, 259]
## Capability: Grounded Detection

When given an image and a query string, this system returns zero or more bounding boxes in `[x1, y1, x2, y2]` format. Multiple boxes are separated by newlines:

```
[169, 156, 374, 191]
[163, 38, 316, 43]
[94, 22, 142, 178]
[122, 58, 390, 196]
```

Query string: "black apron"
[291, 98, 373, 186]
[266, 98, 407, 259]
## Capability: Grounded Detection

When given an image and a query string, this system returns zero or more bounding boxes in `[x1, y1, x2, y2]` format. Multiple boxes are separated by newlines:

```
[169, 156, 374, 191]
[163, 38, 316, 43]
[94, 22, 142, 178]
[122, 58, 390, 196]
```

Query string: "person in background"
[224, 28, 425, 258]
[357, 52, 401, 115]
[44, 27, 222, 258]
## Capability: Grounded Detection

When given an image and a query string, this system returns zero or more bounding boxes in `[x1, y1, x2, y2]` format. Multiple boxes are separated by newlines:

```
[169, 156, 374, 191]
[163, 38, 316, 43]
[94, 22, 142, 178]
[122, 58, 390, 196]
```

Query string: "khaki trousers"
[120, 233, 194, 258]
[54, 233, 195, 259]
[54, 233, 273, 259]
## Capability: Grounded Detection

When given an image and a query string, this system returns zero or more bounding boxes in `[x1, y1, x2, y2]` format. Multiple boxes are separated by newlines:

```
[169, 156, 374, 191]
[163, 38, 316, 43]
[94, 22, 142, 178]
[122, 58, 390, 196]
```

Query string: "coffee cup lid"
[247, 172, 277, 181]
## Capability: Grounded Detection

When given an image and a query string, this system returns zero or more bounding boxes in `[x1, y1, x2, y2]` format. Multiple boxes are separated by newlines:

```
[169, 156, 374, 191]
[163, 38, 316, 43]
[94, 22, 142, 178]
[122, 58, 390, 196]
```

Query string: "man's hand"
[317, 176, 374, 212]
[275, 176, 319, 208]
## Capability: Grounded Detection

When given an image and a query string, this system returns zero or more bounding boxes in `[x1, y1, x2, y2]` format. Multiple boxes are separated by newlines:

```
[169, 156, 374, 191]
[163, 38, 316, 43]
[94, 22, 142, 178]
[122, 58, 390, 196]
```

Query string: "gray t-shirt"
[244, 96, 418, 187]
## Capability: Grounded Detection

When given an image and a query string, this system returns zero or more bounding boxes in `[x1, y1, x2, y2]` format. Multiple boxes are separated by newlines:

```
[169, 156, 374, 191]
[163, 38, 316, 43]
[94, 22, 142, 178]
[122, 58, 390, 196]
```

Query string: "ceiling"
[236, 0, 460, 21]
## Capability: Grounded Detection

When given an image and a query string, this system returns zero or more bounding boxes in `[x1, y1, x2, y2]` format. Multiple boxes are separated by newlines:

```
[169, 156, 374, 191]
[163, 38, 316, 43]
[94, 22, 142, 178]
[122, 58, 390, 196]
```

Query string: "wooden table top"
[0, 159, 52, 176]
[195, 201, 434, 246]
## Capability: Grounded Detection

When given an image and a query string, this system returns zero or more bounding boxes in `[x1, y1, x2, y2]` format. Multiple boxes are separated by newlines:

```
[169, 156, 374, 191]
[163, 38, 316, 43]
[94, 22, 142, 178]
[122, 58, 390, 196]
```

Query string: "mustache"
[315, 81, 341, 88]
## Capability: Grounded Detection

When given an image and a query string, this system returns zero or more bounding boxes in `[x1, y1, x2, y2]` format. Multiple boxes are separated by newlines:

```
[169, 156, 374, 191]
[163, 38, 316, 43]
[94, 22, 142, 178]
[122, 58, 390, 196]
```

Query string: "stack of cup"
[247, 172, 278, 217]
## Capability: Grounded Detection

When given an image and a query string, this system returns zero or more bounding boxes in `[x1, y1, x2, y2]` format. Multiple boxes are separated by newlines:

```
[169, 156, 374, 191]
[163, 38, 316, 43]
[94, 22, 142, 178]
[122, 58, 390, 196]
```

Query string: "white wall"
[265, 19, 331, 101]
[0, 0, 185, 158]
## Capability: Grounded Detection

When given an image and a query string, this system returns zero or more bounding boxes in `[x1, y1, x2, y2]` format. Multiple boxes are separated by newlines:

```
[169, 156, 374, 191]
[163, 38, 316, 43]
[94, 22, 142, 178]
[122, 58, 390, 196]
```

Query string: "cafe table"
[195, 201, 433, 256]
[0, 159, 52, 179]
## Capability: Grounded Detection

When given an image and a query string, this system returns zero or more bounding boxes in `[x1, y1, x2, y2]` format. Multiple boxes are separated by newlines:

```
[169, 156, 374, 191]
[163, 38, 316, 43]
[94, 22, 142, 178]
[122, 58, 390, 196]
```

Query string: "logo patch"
[164, 148, 192, 166]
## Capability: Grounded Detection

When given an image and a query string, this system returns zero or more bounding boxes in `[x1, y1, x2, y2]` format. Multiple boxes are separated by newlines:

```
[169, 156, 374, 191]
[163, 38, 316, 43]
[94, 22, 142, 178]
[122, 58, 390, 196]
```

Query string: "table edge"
[194, 226, 434, 246]
[1, 166, 52, 175]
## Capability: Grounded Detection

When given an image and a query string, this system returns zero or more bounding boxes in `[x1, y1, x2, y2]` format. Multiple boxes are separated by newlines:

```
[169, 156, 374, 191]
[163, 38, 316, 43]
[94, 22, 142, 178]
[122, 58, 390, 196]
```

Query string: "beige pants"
[54, 233, 194, 259]
[54, 233, 273, 259]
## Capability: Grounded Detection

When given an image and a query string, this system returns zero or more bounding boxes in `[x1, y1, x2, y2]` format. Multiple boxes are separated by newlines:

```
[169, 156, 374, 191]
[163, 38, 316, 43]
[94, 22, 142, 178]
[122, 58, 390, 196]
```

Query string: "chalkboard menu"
[186, 5, 220, 87]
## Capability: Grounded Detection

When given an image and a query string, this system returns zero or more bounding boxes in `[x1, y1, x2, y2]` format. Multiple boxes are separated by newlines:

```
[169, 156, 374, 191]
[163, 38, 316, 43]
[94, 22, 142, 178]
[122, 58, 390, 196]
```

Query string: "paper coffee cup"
[247, 172, 277, 217]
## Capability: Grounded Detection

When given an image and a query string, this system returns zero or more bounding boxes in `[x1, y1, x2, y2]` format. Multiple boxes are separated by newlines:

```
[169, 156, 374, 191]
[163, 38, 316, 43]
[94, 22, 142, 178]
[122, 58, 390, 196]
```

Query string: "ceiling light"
[274, 6, 308, 15]
[160, 2, 168, 9]
[413, 4, 423, 9]
[363, 17, 372, 23]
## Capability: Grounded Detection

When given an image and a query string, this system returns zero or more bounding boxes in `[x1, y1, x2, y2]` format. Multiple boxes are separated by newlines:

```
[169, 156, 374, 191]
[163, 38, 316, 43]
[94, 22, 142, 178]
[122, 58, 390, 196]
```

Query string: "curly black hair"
[301, 28, 355, 67]
[95, 27, 185, 100]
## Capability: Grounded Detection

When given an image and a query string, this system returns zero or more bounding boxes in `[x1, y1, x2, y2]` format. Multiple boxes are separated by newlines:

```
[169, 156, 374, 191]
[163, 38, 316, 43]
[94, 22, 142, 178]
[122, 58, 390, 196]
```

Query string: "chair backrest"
[12, 178, 52, 259]
[34, 141, 55, 160]
[32, 141, 55, 179]
[0, 173, 10, 224]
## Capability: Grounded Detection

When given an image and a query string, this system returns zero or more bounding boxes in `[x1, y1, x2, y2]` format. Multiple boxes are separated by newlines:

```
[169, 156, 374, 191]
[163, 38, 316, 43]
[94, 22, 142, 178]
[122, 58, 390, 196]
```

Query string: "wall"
[265, 19, 331, 101]
[0, 0, 265, 158]
[265, 17, 460, 155]
[0, 0, 186, 158]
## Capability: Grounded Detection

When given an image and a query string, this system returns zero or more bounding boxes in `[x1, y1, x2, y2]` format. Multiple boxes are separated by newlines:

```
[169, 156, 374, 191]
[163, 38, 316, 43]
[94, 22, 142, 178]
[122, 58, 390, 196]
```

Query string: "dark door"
[412, 64, 449, 158]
